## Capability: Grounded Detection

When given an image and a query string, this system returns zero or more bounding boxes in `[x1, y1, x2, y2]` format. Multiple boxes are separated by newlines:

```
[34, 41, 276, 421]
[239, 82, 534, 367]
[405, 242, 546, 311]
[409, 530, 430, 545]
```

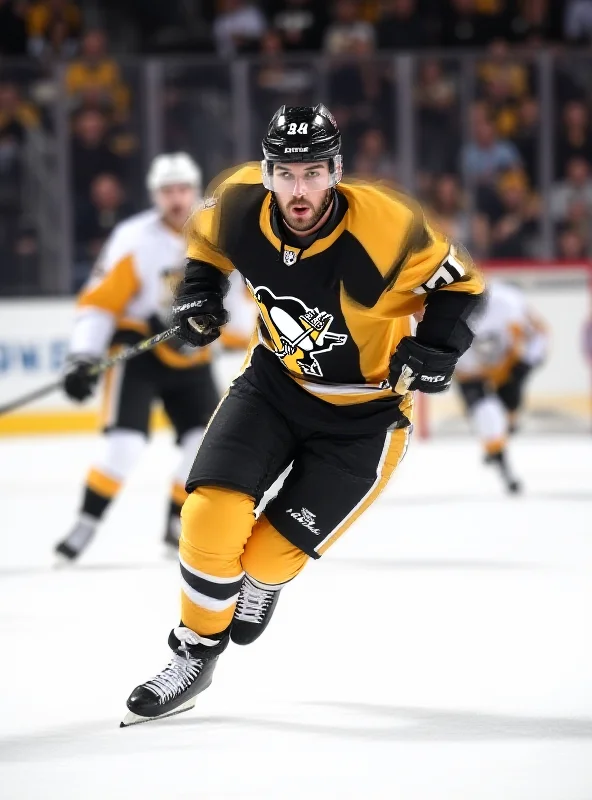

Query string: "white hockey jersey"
[70, 209, 256, 368]
[456, 280, 547, 386]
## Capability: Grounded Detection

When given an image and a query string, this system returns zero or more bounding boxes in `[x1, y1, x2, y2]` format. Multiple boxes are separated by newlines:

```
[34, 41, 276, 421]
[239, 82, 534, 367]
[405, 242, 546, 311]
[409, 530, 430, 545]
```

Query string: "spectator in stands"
[512, 97, 539, 187]
[70, 109, 126, 202]
[27, 0, 81, 59]
[254, 29, 315, 130]
[555, 100, 592, 180]
[256, 28, 313, 92]
[266, 0, 328, 51]
[509, 0, 560, 44]
[441, 0, 500, 48]
[462, 108, 522, 185]
[0, 82, 40, 143]
[75, 173, 132, 262]
[0, 126, 22, 264]
[0, 0, 27, 55]
[478, 40, 530, 140]
[428, 174, 471, 244]
[415, 59, 459, 177]
[557, 224, 588, 259]
[352, 127, 396, 180]
[551, 156, 592, 223]
[328, 36, 394, 164]
[486, 169, 540, 258]
[66, 29, 129, 120]
[375, 0, 427, 50]
[323, 0, 375, 55]
[564, 0, 592, 44]
[213, 0, 267, 58]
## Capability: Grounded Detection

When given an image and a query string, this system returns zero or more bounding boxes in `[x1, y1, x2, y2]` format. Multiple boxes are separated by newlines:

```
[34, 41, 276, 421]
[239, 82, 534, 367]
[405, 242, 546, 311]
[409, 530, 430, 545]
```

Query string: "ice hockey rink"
[0, 430, 591, 800]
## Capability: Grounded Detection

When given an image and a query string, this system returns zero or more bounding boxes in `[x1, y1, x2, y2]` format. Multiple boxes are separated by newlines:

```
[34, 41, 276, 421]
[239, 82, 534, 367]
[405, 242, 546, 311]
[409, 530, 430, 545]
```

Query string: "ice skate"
[485, 450, 522, 494]
[54, 516, 97, 562]
[121, 627, 223, 727]
[231, 575, 281, 645]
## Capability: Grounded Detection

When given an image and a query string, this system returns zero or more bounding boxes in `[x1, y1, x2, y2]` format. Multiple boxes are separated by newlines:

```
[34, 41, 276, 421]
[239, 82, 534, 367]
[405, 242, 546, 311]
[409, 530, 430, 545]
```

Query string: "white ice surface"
[0, 432, 591, 799]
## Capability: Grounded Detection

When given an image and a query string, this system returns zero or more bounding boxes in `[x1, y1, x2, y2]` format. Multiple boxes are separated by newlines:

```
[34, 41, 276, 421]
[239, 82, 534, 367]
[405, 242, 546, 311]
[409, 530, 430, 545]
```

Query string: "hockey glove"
[63, 356, 100, 402]
[173, 262, 230, 348]
[389, 336, 458, 395]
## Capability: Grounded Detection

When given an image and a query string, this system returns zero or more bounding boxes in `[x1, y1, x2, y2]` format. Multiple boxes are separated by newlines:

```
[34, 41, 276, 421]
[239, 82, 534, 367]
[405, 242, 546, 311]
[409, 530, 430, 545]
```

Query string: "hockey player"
[55, 153, 221, 560]
[121, 105, 485, 726]
[455, 279, 548, 493]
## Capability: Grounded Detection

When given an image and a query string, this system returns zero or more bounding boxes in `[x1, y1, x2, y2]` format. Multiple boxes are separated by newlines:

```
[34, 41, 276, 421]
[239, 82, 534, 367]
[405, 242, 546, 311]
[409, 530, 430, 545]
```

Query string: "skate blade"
[53, 551, 78, 569]
[120, 698, 196, 728]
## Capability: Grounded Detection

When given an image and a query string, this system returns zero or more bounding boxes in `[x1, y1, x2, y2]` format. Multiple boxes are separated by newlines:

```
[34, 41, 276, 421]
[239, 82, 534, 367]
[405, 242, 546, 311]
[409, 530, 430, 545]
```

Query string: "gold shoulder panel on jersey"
[78, 253, 141, 315]
[185, 163, 263, 274]
[339, 180, 431, 286]
[203, 162, 263, 199]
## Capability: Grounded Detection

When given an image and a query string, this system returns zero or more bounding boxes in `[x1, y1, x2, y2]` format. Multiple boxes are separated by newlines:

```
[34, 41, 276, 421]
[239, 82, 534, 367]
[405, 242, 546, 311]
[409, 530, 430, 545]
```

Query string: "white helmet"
[146, 152, 202, 192]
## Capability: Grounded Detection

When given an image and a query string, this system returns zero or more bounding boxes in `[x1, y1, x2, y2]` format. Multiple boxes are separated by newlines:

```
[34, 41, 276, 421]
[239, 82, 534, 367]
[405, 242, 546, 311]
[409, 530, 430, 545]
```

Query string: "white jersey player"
[55, 153, 222, 560]
[455, 279, 548, 492]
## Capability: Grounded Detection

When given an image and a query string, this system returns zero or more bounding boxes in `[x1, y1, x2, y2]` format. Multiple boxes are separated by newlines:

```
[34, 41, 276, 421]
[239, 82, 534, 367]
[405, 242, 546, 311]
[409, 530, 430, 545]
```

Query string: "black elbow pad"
[415, 291, 484, 357]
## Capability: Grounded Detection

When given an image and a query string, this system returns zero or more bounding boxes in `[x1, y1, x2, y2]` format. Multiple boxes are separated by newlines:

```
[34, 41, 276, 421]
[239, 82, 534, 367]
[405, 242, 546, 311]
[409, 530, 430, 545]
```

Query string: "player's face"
[154, 184, 198, 228]
[273, 162, 333, 232]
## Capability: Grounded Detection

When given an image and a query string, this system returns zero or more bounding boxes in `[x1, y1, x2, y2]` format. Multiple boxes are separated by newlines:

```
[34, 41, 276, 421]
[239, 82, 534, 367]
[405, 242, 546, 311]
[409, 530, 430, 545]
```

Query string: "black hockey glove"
[389, 336, 458, 395]
[63, 356, 100, 402]
[172, 262, 230, 348]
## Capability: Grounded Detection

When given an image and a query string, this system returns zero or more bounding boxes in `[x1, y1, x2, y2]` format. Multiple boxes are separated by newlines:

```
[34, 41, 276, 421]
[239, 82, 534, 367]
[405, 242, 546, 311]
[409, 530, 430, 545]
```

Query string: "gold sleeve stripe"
[339, 181, 419, 281]
[78, 254, 140, 315]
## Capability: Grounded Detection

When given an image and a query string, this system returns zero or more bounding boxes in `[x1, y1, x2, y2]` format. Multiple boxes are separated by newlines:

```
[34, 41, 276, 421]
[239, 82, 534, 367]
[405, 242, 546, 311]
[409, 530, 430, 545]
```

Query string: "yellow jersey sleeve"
[185, 163, 262, 274]
[78, 226, 141, 315]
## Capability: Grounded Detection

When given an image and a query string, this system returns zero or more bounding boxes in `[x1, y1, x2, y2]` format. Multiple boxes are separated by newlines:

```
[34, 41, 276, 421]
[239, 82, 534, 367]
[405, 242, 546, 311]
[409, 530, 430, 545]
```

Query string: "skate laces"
[235, 578, 277, 624]
[144, 652, 203, 704]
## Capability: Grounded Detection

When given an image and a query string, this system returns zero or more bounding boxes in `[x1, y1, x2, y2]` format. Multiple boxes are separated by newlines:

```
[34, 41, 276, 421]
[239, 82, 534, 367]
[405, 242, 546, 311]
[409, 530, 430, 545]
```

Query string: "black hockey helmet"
[261, 104, 343, 191]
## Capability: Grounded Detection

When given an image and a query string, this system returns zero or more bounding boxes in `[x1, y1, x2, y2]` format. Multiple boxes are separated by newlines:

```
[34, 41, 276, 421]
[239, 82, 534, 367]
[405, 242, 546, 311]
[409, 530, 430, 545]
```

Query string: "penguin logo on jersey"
[248, 283, 348, 378]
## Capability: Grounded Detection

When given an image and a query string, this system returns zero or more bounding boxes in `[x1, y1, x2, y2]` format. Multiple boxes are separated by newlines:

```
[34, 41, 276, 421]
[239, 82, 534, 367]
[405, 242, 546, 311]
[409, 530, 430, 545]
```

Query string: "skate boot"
[121, 626, 226, 727]
[54, 516, 97, 561]
[230, 575, 282, 645]
[485, 450, 522, 494]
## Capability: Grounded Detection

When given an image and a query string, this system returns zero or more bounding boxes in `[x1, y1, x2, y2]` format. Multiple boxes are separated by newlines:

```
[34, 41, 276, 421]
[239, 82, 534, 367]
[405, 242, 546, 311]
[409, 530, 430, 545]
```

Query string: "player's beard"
[278, 190, 333, 232]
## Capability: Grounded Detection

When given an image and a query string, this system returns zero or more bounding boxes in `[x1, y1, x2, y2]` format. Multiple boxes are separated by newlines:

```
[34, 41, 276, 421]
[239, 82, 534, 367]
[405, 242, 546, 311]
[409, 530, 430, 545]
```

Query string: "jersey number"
[413, 248, 466, 295]
[287, 122, 308, 135]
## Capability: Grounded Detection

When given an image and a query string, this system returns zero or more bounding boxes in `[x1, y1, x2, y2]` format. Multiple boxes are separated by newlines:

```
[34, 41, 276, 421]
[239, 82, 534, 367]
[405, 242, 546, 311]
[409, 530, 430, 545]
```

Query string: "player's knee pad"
[93, 428, 146, 482]
[242, 514, 309, 585]
[472, 395, 507, 442]
[174, 426, 205, 486]
[180, 486, 255, 577]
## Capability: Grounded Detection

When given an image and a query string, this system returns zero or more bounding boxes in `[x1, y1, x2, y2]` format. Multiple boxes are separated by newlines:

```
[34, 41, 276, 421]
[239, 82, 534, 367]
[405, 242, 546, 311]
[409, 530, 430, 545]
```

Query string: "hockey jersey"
[456, 280, 547, 386]
[185, 164, 485, 432]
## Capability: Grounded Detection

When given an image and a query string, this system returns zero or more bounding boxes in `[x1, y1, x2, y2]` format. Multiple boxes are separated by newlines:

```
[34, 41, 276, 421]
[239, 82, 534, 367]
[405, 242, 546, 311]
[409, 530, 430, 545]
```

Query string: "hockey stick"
[0, 315, 215, 417]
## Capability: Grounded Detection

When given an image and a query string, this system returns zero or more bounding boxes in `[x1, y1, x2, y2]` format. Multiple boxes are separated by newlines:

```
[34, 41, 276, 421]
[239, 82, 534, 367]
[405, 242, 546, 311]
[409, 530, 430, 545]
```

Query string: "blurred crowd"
[1, 0, 592, 292]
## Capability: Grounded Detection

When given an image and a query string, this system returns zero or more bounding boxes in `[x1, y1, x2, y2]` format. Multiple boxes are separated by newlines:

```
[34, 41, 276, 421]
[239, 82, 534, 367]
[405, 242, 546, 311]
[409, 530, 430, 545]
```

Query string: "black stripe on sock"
[180, 564, 243, 601]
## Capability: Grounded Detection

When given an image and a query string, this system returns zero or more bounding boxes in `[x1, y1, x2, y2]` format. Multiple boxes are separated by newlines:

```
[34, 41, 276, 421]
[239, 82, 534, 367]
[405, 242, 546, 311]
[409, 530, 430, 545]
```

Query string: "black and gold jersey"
[186, 163, 484, 432]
